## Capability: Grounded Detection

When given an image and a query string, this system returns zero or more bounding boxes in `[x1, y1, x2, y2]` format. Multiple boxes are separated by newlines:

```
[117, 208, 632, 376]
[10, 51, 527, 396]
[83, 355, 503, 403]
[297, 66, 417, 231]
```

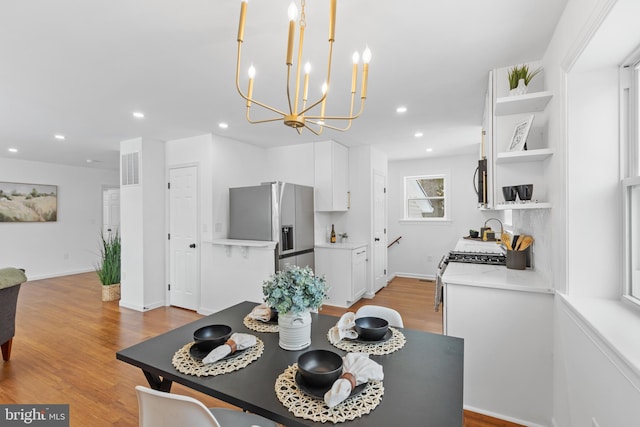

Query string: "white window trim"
[621, 52, 640, 308]
[402, 174, 450, 221]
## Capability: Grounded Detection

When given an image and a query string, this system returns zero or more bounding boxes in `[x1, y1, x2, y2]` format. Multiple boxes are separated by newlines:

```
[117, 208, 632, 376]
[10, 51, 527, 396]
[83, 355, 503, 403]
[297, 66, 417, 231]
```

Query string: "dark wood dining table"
[116, 301, 464, 426]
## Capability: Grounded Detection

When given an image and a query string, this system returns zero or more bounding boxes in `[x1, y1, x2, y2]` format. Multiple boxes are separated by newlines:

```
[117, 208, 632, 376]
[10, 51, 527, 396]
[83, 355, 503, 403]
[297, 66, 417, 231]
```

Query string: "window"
[403, 175, 447, 220]
[623, 56, 640, 304]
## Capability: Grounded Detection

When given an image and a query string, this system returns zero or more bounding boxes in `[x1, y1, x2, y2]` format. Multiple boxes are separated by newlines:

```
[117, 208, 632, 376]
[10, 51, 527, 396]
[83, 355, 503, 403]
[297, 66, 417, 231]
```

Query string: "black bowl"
[193, 324, 232, 351]
[297, 350, 343, 388]
[354, 316, 389, 341]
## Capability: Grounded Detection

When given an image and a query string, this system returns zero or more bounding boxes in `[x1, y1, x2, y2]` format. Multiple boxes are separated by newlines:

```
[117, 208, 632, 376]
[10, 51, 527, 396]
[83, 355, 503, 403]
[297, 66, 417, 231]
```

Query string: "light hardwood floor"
[0, 272, 520, 427]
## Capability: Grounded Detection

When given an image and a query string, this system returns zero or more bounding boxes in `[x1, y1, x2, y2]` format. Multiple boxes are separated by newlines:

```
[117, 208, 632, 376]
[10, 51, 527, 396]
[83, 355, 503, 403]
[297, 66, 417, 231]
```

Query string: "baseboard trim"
[464, 405, 547, 427]
[119, 300, 164, 312]
[25, 267, 95, 281]
[390, 272, 436, 281]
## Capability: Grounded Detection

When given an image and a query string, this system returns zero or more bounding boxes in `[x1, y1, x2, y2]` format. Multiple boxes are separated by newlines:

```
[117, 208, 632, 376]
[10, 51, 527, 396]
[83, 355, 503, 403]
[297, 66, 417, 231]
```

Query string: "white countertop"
[442, 262, 554, 294]
[315, 242, 367, 250]
[206, 239, 277, 249]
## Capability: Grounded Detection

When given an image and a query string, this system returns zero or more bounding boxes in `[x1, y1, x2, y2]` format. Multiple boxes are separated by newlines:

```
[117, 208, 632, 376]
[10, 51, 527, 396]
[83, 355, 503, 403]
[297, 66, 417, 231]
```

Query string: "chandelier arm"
[236, 42, 288, 116]
[298, 41, 334, 116]
[302, 122, 323, 136]
[307, 119, 351, 132]
[246, 114, 287, 125]
[306, 97, 366, 121]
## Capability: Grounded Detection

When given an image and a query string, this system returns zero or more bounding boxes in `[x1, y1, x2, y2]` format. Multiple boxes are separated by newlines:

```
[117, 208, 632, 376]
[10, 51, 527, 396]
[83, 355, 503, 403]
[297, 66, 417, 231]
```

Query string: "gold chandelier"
[235, 0, 371, 135]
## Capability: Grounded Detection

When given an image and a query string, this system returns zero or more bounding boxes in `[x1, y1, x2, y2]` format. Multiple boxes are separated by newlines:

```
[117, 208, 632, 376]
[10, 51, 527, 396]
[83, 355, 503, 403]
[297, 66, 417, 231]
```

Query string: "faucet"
[483, 218, 503, 241]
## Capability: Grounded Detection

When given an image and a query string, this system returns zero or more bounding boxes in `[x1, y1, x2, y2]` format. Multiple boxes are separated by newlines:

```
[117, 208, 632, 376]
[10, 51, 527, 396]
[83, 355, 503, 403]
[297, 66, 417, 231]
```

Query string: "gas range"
[446, 250, 506, 266]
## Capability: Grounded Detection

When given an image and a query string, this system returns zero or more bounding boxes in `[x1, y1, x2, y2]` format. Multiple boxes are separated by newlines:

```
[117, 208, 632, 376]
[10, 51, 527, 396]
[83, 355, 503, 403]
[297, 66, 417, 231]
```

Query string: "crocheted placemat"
[243, 315, 279, 333]
[328, 327, 406, 355]
[275, 364, 384, 423]
[171, 339, 264, 377]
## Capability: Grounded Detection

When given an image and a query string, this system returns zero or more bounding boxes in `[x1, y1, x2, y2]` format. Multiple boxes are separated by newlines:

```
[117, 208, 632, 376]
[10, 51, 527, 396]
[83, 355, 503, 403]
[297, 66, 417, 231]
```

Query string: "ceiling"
[0, 0, 568, 171]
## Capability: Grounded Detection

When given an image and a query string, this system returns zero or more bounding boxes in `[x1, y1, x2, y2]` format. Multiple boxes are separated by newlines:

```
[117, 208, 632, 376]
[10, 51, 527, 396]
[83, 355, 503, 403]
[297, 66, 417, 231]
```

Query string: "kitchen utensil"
[518, 235, 534, 251]
[511, 234, 519, 250]
[501, 233, 512, 250]
[193, 324, 233, 351]
[514, 235, 525, 250]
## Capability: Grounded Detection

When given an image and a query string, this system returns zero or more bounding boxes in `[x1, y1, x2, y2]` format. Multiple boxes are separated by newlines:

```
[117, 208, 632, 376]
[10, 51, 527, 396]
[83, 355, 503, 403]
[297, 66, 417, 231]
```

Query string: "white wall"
[387, 152, 486, 279]
[543, 0, 640, 425]
[0, 157, 119, 279]
[120, 137, 166, 311]
[265, 144, 315, 186]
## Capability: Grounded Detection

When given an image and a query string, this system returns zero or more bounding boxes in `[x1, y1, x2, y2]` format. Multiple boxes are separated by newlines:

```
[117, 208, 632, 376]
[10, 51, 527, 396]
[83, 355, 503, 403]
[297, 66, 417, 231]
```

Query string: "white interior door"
[373, 170, 387, 292]
[102, 188, 120, 239]
[169, 166, 199, 310]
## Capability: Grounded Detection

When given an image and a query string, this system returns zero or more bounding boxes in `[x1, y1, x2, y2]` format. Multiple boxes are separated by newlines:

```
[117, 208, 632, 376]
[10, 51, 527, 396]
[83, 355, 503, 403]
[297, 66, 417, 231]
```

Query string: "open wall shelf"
[495, 91, 553, 116]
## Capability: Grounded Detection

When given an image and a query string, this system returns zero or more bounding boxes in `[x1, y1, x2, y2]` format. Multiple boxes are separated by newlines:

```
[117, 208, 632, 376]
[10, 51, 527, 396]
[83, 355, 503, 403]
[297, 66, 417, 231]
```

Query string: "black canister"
[506, 250, 527, 270]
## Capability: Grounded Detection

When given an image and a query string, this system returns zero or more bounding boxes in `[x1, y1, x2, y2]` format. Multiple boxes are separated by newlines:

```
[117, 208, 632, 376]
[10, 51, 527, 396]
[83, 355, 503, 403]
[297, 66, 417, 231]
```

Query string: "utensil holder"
[506, 250, 527, 270]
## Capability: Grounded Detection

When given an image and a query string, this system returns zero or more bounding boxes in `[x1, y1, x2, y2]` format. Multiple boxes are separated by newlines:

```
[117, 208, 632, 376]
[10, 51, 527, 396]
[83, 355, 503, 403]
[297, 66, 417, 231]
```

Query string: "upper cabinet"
[314, 141, 349, 211]
[484, 61, 553, 210]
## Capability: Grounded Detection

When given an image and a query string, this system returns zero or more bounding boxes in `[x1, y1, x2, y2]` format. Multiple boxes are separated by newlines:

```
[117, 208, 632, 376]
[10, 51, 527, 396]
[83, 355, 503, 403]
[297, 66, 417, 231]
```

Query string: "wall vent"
[121, 152, 140, 186]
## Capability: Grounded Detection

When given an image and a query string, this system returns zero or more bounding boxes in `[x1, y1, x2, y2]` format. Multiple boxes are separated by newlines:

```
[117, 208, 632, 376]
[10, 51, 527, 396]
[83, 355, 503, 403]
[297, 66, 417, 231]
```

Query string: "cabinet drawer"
[352, 248, 367, 263]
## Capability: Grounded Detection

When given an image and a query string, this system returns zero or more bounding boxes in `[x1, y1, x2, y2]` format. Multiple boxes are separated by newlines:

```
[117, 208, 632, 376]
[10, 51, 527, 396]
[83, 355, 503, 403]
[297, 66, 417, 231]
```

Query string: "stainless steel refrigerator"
[229, 182, 314, 271]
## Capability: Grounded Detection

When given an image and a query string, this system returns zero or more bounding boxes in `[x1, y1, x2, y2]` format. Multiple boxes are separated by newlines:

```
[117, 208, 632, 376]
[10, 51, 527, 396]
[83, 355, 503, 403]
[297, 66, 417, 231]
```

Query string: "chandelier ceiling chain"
[235, 0, 371, 136]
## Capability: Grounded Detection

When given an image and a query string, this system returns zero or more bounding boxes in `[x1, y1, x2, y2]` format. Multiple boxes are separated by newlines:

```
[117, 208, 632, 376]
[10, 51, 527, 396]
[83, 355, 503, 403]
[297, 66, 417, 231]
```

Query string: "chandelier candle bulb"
[329, 0, 337, 41]
[303, 62, 311, 102]
[361, 47, 371, 99]
[351, 52, 359, 93]
[237, 0, 247, 43]
[287, 3, 297, 65]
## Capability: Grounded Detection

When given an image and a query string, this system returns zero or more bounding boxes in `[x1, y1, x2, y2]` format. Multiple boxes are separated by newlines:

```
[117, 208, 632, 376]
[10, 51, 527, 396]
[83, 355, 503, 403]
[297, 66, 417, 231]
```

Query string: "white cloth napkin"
[328, 312, 358, 344]
[248, 304, 272, 322]
[202, 333, 257, 364]
[324, 353, 384, 408]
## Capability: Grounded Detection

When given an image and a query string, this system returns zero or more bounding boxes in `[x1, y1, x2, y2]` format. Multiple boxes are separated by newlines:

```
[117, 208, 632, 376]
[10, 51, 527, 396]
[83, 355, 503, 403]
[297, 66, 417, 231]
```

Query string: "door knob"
[374, 238, 380, 242]
[189, 243, 197, 248]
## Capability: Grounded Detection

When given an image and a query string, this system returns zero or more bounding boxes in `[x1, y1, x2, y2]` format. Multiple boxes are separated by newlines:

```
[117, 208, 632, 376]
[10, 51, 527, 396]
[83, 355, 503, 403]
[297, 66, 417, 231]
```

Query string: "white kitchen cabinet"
[442, 262, 554, 425]
[315, 244, 367, 308]
[314, 141, 349, 211]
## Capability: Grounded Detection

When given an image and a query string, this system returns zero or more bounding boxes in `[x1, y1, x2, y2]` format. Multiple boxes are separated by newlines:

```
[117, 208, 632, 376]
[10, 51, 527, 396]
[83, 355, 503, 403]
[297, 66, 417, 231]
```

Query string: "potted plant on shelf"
[508, 64, 542, 96]
[96, 230, 121, 301]
[262, 265, 328, 350]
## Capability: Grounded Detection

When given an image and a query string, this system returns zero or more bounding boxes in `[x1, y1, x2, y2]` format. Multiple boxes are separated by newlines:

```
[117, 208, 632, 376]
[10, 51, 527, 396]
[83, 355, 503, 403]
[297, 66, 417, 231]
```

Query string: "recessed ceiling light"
[396, 106, 407, 113]
[132, 111, 145, 119]
[414, 132, 424, 138]
[8, 148, 18, 153]
[86, 159, 102, 163]
[54, 134, 65, 140]
[218, 123, 229, 129]
[426, 148, 433, 152]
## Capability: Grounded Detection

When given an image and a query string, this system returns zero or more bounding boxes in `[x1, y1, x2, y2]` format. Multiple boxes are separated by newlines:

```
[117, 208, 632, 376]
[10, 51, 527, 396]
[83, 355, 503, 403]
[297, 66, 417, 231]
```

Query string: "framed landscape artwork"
[0, 182, 58, 222]
[508, 115, 535, 152]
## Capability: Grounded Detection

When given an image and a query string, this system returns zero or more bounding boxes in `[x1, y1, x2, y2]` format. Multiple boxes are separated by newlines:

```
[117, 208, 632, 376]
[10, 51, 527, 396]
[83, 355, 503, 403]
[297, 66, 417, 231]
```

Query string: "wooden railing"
[388, 236, 402, 248]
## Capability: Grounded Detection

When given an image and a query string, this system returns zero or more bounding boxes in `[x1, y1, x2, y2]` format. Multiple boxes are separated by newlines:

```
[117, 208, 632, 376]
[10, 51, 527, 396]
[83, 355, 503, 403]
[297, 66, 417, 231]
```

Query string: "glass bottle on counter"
[330, 224, 336, 243]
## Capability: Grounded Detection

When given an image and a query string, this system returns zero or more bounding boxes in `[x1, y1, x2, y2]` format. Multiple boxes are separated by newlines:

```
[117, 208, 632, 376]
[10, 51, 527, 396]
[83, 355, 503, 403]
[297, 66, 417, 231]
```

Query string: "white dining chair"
[355, 305, 404, 328]
[135, 385, 278, 427]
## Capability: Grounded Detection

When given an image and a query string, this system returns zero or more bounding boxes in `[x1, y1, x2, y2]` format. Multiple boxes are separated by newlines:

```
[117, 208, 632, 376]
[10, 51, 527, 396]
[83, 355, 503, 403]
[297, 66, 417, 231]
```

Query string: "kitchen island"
[442, 251, 554, 426]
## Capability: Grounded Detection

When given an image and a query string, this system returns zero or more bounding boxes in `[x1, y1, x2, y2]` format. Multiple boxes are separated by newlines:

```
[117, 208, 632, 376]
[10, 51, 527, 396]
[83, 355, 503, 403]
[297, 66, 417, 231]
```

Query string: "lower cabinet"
[315, 245, 367, 308]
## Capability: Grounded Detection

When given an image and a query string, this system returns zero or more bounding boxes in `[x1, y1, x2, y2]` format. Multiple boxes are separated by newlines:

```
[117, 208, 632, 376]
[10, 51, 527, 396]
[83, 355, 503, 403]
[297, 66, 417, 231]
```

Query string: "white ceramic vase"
[278, 310, 311, 350]
[510, 78, 528, 96]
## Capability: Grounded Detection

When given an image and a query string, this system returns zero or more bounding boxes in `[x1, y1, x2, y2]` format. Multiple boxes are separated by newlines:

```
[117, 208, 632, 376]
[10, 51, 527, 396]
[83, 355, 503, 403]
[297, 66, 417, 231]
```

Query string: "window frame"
[402, 174, 449, 221]
[622, 54, 640, 307]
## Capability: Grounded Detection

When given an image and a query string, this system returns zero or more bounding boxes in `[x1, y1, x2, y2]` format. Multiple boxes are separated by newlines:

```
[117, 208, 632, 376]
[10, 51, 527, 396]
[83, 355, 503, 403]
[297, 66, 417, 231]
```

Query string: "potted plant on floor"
[96, 230, 121, 301]
[262, 265, 328, 350]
